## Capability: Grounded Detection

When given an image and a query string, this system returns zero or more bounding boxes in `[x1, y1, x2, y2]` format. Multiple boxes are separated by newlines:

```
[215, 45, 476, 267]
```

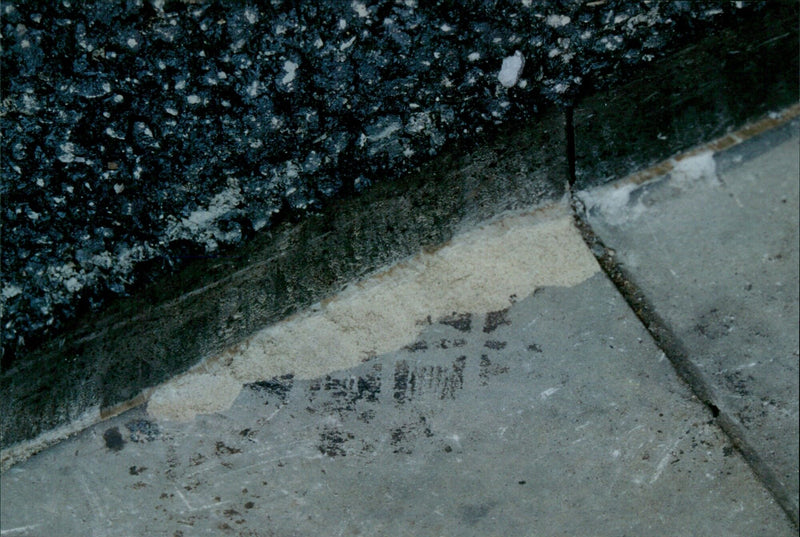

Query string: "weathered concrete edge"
[0, 111, 567, 466]
[570, 107, 800, 528]
[2, 4, 798, 468]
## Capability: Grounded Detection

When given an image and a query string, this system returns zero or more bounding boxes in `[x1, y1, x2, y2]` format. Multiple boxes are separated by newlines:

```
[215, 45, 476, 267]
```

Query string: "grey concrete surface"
[578, 118, 800, 522]
[0, 273, 792, 536]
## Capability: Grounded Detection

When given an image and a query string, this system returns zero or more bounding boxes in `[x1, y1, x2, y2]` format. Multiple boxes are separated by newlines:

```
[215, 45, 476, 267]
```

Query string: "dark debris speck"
[103, 427, 125, 452]
[125, 419, 160, 443]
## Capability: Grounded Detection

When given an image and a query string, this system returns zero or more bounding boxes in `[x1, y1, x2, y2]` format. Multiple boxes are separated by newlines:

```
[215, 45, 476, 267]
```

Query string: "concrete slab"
[577, 116, 800, 522]
[1, 205, 792, 536]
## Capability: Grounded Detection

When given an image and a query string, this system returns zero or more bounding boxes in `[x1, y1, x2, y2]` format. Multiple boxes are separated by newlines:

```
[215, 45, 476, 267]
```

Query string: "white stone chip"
[498, 51, 525, 88]
[546, 14, 571, 27]
[282, 60, 298, 85]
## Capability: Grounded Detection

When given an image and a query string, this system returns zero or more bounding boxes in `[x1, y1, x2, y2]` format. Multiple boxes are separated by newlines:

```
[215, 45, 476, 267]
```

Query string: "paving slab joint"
[568, 151, 800, 529]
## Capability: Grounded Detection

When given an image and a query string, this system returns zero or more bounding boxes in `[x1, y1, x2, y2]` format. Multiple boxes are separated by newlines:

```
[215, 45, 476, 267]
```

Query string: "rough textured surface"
[578, 118, 800, 522]
[1, 274, 793, 535]
[0, 0, 774, 362]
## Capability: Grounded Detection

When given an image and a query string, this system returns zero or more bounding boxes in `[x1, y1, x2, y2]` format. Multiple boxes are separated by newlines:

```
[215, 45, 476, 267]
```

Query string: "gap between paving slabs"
[567, 104, 800, 529]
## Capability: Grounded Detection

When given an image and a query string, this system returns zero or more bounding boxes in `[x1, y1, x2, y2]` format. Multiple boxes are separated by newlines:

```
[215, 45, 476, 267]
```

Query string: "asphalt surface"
[0, 0, 778, 363]
[1, 111, 797, 535]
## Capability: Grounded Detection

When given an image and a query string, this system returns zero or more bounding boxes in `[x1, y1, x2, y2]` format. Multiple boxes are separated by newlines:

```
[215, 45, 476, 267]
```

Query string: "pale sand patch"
[146, 373, 242, 423]
[147, 203, 599, 421]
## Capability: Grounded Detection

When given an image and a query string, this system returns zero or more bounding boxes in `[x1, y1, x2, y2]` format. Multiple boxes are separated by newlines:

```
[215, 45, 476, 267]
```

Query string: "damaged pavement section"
[1, 0, 798, 462]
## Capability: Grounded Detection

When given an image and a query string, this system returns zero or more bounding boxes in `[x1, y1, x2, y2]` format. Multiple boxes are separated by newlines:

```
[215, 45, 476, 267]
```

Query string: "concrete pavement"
[1, 110, 797, 535]
[577, 112, 800, 524]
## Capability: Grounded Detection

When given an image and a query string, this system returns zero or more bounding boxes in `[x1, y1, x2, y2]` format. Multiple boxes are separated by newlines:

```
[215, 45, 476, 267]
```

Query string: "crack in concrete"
[567, 107, 800, 528]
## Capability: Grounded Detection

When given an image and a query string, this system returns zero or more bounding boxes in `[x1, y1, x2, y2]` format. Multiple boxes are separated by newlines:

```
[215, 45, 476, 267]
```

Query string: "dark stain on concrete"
[479, 355, 509, 386]
[404, 340, 429, 352]
[436, 338, 466, 349]
[103, 427, 125, 452]
[125, 419, 160, 443]
[215, 441, 242, 456]
[527, 343, 543, 353]
[318, 427, 352, 457]
[391, 415, 434, 455]
[308, 365, 382, 415]
[129, 465, 147, 476]
[394, 356, 467, 402]
[393, 360, 409, 404]
[439, 312, 473, 332]
[246, 374, 295, 405]
[483, 308, 511, 333]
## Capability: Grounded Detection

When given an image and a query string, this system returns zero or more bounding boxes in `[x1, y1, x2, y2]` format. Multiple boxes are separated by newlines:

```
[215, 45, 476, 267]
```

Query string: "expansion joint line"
[566, 186, 799, 529]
